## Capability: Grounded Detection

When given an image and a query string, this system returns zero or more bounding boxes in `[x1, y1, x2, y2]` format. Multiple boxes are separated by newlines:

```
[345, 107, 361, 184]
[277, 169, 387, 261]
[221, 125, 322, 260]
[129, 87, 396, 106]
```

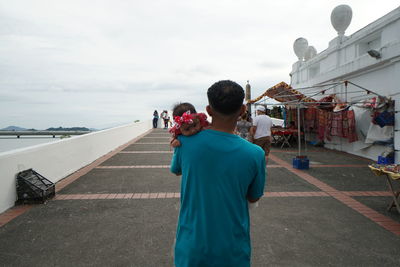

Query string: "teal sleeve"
[247, 153, 266, 199]
[170, 146, 182, 174]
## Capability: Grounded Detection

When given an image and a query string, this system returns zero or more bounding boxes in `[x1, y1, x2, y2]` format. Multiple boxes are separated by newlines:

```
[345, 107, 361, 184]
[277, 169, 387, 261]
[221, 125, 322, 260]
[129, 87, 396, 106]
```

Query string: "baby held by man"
[168, 102, 259, 210]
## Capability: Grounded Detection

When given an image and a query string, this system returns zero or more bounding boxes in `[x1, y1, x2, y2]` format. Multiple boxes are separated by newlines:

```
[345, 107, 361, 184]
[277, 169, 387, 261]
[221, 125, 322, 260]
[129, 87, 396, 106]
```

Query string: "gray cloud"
[258, 61, 286, 69]
[0, 93, 22, 102]
[0, 0, 399, 128]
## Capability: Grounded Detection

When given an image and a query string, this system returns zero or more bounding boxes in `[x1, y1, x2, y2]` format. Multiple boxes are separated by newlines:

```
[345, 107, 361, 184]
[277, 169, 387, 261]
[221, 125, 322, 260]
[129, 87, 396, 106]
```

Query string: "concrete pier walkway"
[1, 129, 399, 266]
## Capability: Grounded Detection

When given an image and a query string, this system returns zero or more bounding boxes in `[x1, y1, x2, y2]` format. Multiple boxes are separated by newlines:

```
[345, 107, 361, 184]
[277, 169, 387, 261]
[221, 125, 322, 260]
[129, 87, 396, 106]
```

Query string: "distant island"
[46, 127, 91, 131]
[0, 126, 96, 131]
[1, 126, 27, 131]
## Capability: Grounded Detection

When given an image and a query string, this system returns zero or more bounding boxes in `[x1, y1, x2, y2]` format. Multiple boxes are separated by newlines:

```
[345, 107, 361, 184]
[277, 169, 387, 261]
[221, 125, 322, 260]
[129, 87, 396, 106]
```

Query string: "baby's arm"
[170, 138, 181, 148]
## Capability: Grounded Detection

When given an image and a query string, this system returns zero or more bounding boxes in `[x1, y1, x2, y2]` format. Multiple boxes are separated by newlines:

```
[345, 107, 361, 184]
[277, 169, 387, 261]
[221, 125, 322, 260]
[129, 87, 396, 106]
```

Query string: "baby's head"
[172, 102, 202, 136]
[172, 102, 197, 117]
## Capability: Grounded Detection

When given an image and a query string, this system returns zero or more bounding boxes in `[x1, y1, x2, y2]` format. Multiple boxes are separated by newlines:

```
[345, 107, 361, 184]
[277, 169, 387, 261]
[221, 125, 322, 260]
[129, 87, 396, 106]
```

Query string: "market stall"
[369, 163, 400, 214]
[248, 80, 396, 169]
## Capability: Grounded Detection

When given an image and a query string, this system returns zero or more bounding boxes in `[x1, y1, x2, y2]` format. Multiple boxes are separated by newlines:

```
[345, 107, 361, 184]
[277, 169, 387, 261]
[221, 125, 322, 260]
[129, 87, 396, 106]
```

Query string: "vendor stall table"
[271, 129, 301, 148]
[368, 164, 400, 214]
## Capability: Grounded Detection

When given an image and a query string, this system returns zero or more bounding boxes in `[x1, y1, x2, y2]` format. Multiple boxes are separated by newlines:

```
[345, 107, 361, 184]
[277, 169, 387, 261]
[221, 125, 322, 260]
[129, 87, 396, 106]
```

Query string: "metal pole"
[297, 104, 301, 157]
[347, 81, 383, 97]
[302, 108, 307, 153]
[245, 80, 252, 117]
[283, 107, 287, 128]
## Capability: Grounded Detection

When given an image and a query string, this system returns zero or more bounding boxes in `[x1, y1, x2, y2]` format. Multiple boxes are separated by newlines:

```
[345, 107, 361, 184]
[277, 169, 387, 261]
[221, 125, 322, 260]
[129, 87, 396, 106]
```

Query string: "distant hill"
[0, 126, 27, 131]
[46, 127, 91, 131]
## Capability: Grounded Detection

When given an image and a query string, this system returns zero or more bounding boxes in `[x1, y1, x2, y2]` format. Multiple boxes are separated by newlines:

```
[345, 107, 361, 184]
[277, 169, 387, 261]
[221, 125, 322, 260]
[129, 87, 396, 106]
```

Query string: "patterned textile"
[342, 111, 349, 138]
[317, 110, 327, 141]
[304, 108, 316, 132]
[325, 112, 332, 141]
[330, 111, 343, 137]
[347, 110, 358, 143]
[313, 109, 357, 143]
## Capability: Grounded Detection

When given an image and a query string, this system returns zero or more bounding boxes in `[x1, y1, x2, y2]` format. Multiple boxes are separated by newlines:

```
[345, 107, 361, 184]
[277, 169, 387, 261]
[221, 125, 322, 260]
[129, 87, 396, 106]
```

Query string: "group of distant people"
[152, 110, 170, 129]
[151, 80, 272, 267]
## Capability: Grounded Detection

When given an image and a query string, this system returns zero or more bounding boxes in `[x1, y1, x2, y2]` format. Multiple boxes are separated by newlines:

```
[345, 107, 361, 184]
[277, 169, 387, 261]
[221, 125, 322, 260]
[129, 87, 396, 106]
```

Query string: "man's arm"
[249, 116, 258, 140]
[249, 126, 256, 142]
[170, 146, 182, 176]
[247, 151, 266, 202]
[249, 126, 257, 136]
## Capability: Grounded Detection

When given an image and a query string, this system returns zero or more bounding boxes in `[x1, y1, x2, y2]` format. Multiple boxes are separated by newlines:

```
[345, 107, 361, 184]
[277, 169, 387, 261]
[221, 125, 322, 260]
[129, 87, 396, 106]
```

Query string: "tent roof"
[248, 81, 317, 104]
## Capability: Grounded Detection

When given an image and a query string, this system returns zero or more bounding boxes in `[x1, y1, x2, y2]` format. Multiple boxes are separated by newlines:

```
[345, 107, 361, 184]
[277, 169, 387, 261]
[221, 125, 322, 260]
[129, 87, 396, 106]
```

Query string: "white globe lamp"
[304, 46, 317, 61]
[293, 38, 308, 61]
[331, 5, 352, 36]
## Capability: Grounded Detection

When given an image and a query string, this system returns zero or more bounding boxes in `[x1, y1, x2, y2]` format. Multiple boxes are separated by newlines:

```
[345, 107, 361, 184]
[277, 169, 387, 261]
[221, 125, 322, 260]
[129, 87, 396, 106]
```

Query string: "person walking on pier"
[170, 80, 266, 267]
[236, 111, 252, 140]
[152, 110, 159, 128]
[249, 105, 272, 164]
[161, 110, 170, 129]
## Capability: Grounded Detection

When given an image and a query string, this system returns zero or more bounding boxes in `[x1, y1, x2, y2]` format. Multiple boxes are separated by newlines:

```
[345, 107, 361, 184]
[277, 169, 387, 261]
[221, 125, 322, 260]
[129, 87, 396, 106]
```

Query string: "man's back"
[253, 114, 272, 139]
[171, 129, 265, 267]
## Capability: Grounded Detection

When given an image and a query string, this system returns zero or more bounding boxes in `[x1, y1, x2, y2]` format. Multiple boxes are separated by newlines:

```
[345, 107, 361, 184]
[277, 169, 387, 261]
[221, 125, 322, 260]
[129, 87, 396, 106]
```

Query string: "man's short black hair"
[207, 80, 244, 115]
[172, 102, 197, 117]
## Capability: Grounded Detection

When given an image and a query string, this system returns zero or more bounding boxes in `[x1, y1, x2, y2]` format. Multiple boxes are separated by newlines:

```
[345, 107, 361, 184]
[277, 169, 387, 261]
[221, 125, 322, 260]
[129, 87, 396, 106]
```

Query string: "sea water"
[0, 136, 61, 153]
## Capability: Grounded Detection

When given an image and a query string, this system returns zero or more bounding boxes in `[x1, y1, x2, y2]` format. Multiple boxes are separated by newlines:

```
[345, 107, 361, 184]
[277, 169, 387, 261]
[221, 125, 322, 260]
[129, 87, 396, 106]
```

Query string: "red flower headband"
[169, 111, 209, 136]
[174, 111, 195, 127]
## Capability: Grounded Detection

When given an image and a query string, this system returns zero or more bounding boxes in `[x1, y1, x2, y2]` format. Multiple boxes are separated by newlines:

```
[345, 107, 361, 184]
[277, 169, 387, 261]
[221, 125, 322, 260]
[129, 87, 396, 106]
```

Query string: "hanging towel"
[347, 110, 358, 143]
[305, 108, 316, 132]
[330, 111, 343, 137]
[317, 110, 327, 141]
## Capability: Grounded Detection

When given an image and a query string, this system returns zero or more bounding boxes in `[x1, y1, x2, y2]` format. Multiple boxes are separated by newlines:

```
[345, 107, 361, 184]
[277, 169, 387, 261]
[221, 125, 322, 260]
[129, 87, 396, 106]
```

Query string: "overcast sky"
[0, 0, 399, 129]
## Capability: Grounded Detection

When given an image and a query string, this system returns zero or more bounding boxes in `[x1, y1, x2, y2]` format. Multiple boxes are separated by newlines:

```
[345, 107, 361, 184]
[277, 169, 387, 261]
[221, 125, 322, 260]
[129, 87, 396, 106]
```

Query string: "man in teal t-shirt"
[170, 80, 266, 267]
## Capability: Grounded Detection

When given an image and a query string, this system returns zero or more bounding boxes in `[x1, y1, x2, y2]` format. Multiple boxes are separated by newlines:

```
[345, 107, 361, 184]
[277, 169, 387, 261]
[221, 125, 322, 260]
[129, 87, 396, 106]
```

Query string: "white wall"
[0, 120, 152, 213]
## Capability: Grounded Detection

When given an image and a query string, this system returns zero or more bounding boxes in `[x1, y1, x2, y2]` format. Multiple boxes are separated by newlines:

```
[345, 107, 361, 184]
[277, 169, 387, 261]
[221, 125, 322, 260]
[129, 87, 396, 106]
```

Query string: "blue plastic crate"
[377, 156, 394, 164]
[293, 157, 309, 169]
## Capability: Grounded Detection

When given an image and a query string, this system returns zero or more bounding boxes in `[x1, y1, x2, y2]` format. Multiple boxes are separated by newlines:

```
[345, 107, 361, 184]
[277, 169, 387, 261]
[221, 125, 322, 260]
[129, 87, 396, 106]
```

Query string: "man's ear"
[206, 105, 212, 117]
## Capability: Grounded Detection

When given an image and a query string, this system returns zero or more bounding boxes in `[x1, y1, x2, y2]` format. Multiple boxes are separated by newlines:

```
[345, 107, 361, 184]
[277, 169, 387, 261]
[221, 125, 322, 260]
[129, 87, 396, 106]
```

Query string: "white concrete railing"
[0, 120, 152, 213]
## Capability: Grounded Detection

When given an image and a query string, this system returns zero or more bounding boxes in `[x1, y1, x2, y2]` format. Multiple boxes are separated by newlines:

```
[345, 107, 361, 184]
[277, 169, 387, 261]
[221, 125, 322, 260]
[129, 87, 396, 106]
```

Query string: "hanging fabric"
[325, 112, 332, 141]
[374, 111, 395, 128]
[330, 111, 343, 137]
[317, 109, 327, 141]
[304, 107, 316, 132]
[342, 111, 349, 138]
[347, 110, 358, 143]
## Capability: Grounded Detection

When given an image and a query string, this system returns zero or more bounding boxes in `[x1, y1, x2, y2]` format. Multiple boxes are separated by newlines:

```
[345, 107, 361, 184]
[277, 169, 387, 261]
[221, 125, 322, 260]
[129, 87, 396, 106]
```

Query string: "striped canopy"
[248, 81, 316, 104]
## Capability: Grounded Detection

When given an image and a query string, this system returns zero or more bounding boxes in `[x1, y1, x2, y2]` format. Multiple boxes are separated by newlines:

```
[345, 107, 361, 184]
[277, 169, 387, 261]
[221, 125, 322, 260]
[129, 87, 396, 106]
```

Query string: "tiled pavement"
[1, 129, 400, 266]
